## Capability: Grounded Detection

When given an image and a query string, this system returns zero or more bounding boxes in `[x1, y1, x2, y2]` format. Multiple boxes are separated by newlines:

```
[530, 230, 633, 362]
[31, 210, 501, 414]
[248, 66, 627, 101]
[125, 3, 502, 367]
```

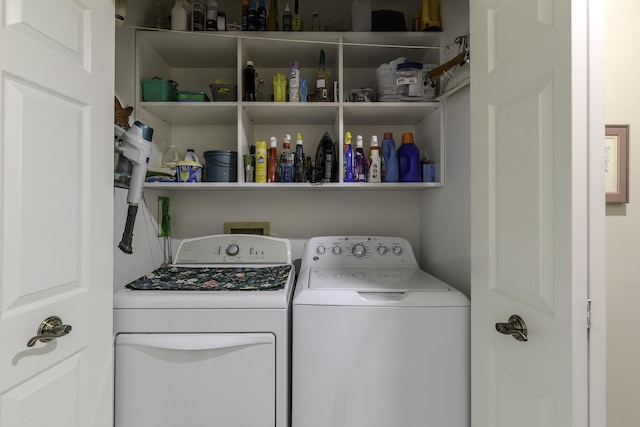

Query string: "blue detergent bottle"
[381, 132, 399, 182]
[398, 132, 421, 182]
[343, 132, 354, 182]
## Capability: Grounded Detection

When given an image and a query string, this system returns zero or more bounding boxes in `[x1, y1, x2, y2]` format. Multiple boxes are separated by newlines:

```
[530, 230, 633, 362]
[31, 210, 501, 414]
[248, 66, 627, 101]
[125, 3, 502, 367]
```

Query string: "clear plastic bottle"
[279, 134, 294, 182]
[294, 132, 306, 182]
[192, 0, 205, 31]
[162, 145, 181, 168]
[367, 135, 381, 183]
[354, 134, 367, 182]
[311, 12, 320, 31]
[206, 0, 218, 30]
[314, 49, 330, 102]
[256, 73, 266, 101]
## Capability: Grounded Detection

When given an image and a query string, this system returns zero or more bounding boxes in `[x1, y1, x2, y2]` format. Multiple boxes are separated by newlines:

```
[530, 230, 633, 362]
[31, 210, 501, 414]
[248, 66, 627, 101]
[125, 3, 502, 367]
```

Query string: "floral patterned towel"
[125, 265, 292, 291]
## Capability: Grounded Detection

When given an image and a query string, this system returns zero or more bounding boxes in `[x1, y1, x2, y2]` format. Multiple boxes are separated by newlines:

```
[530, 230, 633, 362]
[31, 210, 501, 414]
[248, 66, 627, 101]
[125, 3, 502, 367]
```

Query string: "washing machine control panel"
[174, 234, 292, 264]
[306, 236, 416, 267]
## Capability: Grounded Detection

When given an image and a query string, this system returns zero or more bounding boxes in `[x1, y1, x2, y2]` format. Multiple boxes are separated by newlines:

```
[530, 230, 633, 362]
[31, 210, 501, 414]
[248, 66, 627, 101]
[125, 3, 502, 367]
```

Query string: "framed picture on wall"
[605, 124, 629, 203]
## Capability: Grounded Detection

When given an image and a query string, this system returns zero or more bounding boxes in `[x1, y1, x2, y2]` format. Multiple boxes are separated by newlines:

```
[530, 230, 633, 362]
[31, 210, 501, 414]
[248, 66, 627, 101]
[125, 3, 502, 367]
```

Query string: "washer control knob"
[352, 244, 366, 257]
[316, 246, 326, 255]
[376, 245, 388, 255]
[332, 246, 342, 255]
[226, 244, 240, 256]
[392, 245, 403, 256]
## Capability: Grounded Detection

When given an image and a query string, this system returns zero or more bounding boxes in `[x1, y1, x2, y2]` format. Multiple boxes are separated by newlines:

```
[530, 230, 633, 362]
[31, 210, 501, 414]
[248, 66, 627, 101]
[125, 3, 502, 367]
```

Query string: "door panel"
[0, 1, 114, 426]
[470, 0, 598, 426]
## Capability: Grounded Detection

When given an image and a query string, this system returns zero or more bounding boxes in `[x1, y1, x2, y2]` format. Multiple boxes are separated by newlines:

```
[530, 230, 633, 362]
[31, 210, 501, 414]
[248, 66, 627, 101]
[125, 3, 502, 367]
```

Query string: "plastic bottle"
[381, 132, 399, 182]
[184, 148, 200, 162]
[256, 73, 266, 101]
[367, 135, 381, 183]
[294, 132, 306, 182]
[314, 49, 330, 102]
[162, 144, 181, 169]
[282, 3, 292, 31]
[343, 132, 354, 182]
[354, 135, 367, 182]
[279, 134, 294, 182]
[267, 136, 278, 182]
[242, 0, 249, 30]
[397, 132, 422, 182]
[192, 0, 205, 31]
[247, 0, 258, 30]
[243, 61, 256, 101]
[255, 140, 267, 182]
[257, 0, 267, 30]
[171, 0, 188, 31]
[288, 61, 300, 102]
[206, 0, 218, 30]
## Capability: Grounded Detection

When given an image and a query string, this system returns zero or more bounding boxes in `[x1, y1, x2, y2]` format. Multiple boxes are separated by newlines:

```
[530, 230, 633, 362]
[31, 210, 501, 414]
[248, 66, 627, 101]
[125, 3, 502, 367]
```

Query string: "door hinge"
[587, 299, 592, 330]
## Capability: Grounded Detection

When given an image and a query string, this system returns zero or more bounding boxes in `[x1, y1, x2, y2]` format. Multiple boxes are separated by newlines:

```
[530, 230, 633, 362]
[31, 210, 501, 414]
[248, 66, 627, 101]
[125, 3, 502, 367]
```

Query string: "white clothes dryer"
[114, 234, 295, 427]
[292, 236, 470, 427]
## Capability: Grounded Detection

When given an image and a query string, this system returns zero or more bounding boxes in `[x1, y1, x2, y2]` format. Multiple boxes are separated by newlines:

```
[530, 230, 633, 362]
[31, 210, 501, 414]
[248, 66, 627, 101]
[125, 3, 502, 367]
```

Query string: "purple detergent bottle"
[381, 132, 399, 182]
[397, 132, 421, 182]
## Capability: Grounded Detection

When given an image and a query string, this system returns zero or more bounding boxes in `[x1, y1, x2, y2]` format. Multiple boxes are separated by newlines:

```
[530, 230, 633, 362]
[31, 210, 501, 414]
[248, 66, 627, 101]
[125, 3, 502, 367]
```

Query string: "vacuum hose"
[118, 204, 139, 254]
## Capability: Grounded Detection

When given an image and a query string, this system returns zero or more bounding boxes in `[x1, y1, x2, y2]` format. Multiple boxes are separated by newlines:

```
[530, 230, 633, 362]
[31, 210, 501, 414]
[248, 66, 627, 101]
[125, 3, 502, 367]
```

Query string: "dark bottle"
[294, 132, 306, 182]
[242, 0, 249, 30]
[243, 61, 256, 101]
[247, 0, 258, 30]
[257, 0, 267, 30]
[282, 3, 292, 31]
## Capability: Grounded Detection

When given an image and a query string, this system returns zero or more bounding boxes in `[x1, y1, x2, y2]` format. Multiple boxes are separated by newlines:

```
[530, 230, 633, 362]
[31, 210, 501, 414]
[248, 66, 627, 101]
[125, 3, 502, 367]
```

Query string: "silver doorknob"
[495, 315, 528, 342]
[27, 316, 72, 347]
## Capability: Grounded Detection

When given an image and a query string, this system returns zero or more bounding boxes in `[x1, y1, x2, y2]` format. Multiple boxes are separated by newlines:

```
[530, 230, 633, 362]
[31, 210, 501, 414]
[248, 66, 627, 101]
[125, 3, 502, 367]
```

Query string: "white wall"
[605, 1, 640, 425]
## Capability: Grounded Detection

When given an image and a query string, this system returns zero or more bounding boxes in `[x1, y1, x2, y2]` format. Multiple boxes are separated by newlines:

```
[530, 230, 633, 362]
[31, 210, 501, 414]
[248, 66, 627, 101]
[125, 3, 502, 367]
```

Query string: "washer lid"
[308, 267, 450, 292]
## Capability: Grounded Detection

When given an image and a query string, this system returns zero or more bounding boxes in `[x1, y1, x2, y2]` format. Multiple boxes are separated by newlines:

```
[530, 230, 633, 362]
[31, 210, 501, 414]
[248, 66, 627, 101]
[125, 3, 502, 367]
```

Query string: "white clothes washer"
[292, 236, 470, 427]
[114, 234, 295, 427]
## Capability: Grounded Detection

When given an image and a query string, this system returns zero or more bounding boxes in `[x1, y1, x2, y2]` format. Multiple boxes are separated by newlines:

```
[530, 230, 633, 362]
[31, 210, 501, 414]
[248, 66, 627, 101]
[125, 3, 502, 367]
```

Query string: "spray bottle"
[367, 135, 381, 183]
[354, 134, 367, 182]
[255, 140, 267, 183]
[343, 132, 354, 182]
[279, 134, 294, 182]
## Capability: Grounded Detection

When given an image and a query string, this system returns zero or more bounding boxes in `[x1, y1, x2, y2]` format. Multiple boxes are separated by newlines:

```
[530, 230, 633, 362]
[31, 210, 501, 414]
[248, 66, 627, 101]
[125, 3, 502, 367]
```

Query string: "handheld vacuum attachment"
[115, 120, 153, 254]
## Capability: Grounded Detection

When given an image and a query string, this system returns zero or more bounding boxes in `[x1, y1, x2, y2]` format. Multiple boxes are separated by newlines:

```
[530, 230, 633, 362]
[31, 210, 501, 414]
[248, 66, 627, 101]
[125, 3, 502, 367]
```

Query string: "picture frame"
[605, 124, 629, 203]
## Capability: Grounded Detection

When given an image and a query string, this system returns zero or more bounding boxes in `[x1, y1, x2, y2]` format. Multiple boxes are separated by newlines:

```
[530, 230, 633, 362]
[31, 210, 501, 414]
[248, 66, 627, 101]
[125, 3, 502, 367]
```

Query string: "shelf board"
[144, 182, 442, 191]
[343, 102, 439, 125]
[140, 102, 237, 125]
[242, 102, 339, 125]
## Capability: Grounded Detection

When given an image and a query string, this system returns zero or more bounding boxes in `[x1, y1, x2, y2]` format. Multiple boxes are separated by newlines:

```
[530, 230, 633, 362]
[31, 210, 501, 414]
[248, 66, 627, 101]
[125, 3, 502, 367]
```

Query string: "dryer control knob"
[226, 244, 240, 256]
[352, 244, 366, 257]
[316, 246, 326, 255]
[392, 245, 403, 256]
[332, 246, 342, 255]
[376, 245, 388, 255]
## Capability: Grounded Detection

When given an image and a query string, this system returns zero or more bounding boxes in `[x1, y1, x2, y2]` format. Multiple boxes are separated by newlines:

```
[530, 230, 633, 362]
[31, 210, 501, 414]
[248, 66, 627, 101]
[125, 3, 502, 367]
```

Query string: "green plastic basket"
[141, 79, 177, 102]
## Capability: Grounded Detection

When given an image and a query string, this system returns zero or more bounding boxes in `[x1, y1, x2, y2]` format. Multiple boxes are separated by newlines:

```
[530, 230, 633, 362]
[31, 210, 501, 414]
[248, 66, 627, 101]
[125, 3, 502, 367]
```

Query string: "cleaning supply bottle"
[257, 0, 267, 30]
[192, 0, 206, 30]
[184, 148, 199, 162]
[267, 0, 279, 30]
[279, 134, 294, 182]
[314, 49, 330, 102]
[398, 132, 421, 182]
[243, 60, 256, 101]
[282, 3, 292, 31]
[294, 132, 306, 182]
[343, 132, 354, 182]
[171, 0, 188, 31]
[247, 0, 258, 30]
[288, 61, 300, 102]
[267, 136, 278, 182]
[255, 140, 267, 182]
[206, 0, 218, 30]
[162, 144, 181, 169]
[367, 135, 381, 183]
[381, 132, 399, 182]
[354, 134, 367, 182]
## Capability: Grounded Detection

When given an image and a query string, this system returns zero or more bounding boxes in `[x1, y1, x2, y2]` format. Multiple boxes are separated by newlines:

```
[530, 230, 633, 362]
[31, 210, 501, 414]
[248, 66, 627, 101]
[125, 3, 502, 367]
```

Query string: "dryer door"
[115, 333, 275, 427]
